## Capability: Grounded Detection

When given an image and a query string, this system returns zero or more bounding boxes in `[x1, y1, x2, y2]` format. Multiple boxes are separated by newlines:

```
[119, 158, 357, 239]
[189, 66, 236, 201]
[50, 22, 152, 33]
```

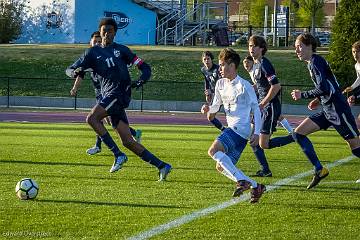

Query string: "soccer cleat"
[232, 180, 251, 197]
[158, 164, 172, 181]
[307, 167, 329, 189]
[250, 183, 266, 203]
[255, 169, 273, 177]
[86, 146, 101, 155]
[356, 179, 360, 183]
[109, 154, 128, 173]
[134, 129, 142, 143]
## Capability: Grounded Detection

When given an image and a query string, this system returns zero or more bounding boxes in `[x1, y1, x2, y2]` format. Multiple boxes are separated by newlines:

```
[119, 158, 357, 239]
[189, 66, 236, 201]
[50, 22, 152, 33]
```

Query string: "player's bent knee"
[122, 139, 136, 150]
[208, 148, 216, 157]
[216, 163, 223, 172]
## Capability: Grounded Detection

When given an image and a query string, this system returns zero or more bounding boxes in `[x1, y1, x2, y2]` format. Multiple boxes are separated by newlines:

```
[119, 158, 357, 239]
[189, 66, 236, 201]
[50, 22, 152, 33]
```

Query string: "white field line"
[127, 156, 356, 240]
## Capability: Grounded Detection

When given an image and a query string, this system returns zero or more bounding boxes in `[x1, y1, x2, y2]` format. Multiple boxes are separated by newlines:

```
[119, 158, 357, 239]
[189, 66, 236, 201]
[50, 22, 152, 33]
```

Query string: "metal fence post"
[7, 77, 10, 108]
[74, 94, 77, 110]
[140, 85, 144, 112]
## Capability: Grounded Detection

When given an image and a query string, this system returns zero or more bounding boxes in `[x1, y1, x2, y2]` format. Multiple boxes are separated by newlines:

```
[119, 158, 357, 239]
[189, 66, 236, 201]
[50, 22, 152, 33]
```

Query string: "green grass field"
[0, 122, 359, 239]
[0, 44, 319, 103]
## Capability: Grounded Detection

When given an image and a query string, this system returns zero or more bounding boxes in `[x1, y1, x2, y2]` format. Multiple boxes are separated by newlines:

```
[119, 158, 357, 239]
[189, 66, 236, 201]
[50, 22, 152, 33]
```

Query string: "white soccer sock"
[280, 118, 293, 134]
[212, 151, 257, 187]
[219, 168, 237, 182]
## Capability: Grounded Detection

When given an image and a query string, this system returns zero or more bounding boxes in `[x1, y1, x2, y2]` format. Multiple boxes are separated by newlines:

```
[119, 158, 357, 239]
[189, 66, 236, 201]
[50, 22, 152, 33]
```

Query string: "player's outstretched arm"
[70, 75, 84, 96]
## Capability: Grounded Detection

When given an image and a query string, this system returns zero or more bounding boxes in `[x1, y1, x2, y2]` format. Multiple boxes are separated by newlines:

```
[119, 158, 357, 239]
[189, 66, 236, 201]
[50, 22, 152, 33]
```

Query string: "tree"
[249, 0, 267, 27]
[0, 0, 27, 43]
[297, 0, 324, 34]
[328, 0, 360, 87]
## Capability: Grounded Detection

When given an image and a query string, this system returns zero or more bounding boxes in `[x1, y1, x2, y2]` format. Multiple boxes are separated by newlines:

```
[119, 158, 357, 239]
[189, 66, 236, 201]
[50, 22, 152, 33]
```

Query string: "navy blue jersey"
[252, 57, 280, 103]
[201, 63, 221, 93]
[301, 54, 351, 125]
[66, 43, 150, 108]
[90, 72, 102, 98]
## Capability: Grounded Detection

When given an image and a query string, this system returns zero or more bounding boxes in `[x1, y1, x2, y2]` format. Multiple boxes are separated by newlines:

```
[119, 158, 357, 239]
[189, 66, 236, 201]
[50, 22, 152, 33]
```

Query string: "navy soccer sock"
[100, 132, 122, 157]
[268, 135, 294, 149]
[140, 149, 166, 169]
[293, 133, 322, 171]
[210, 118, 225, 131]
[251, 145, 270, 172]
[351, 147, 360, 157]
[129, 127, 136, 137]
[95, 135, 102, 149]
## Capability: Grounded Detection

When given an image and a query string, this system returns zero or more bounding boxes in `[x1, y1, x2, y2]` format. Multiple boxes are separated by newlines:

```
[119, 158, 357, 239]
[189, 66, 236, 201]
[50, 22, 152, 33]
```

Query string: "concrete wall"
[2, 96, 360, 117]
[17, 0, 156, 44]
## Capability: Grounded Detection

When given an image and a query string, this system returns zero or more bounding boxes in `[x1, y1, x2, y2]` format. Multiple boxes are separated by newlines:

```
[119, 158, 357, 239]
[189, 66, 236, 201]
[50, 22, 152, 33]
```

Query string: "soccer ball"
[15, 178, 39, 200]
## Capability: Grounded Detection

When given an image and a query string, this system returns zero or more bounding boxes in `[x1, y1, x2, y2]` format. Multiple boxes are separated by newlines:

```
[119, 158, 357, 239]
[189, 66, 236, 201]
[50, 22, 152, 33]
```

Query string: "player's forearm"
[261, 84, 280, 105]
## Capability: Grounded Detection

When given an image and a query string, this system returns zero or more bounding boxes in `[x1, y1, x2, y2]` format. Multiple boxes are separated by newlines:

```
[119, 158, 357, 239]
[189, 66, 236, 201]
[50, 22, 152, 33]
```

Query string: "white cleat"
[158, 164, 172, 181]
[86, 146, 101, 155]
[356, 179, 360, 183]
[134, 129, 142, 143]
[110, 155, 128, 173]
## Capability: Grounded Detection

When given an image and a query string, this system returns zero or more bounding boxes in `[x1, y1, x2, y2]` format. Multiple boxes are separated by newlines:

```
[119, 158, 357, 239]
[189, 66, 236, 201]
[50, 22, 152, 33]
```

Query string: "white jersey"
[350, 62, 360, 90]
[209, 75, 261, 139]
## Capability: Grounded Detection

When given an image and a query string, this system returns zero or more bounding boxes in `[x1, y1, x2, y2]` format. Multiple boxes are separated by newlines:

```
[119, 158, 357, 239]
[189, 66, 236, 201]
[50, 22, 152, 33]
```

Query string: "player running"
[68, 31, 142, 156]
[66, 18, 171, 180]
[291, 33, 360, 188]
[201, 48, 266, 203]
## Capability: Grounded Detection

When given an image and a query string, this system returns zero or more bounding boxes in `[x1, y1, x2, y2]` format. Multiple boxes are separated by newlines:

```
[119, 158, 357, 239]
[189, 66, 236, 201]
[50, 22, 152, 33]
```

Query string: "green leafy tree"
[328, 0, 360, 86]
[0, 0, 27, 43]
[297, 0, 325, 33]
[249, 0, 266, 27]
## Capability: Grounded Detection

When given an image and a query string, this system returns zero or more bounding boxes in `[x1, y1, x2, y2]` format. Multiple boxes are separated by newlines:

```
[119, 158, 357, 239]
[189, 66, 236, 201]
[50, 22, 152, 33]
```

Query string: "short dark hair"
[91, 31, 100, 38]
[98, 17, 118, 32]
[202, 51, 214, 60]
[249, 35, 267, 55]
[218, 48, 241, 69]
[244, 55, 254, 62]
[296, 33, 317, 52]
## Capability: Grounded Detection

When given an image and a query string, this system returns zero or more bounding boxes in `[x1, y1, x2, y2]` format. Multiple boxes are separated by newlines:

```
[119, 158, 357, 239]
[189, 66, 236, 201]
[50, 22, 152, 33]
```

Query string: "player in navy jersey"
[338, 40, 360, 184]
[66, 18, 171, 180]
[201, 51, 225, 131]
[247, 36, 295, 177]
[201, 48, 266, 203]
[69, 31, 142, 156]
[242, 54, 293, 177]
[291, 33, 360, 189]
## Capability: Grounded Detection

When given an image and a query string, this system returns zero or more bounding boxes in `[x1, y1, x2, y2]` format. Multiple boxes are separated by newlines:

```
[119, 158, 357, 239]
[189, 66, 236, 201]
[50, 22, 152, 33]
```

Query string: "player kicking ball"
[201, 48, 266, 203]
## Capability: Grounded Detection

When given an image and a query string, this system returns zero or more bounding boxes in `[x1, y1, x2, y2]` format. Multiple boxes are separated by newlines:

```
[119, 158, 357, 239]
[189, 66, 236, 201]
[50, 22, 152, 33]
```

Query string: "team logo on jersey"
[114, 49, 121, 58]
[267, 74, 276, 82]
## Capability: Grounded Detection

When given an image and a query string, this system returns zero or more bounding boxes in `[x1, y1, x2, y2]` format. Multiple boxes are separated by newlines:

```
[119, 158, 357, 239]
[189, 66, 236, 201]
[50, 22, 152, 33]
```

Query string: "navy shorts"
[261, 101, 281, 135]
[309, 111, 359, 140]
[98, 94, 129, 128]
[216, 128, 248, 164]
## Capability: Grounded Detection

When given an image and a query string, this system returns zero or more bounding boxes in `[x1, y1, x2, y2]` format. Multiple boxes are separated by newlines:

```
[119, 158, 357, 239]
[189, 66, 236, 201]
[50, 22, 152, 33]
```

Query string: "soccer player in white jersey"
[343, 40, 360, 184]
[201, 48, 266, 203]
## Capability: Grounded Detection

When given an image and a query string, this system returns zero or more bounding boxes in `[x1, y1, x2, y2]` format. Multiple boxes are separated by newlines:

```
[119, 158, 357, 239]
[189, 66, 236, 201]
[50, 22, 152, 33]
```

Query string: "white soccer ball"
[15, 178, 39, 200]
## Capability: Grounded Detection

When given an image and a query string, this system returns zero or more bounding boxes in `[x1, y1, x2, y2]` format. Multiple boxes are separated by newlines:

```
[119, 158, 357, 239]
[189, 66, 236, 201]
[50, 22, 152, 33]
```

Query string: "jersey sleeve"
[300, 57, 331, 99]
[245, 81, 261, 135]
[208, 80, 223, 113]
[65, 48, 93, 78]
[121, 45, 151, 82]
[262, 58, 279, 85]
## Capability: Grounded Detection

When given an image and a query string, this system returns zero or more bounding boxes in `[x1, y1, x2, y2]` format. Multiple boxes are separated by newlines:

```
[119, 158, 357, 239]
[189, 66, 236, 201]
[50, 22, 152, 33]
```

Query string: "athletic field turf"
[1, 121, 359, 239]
